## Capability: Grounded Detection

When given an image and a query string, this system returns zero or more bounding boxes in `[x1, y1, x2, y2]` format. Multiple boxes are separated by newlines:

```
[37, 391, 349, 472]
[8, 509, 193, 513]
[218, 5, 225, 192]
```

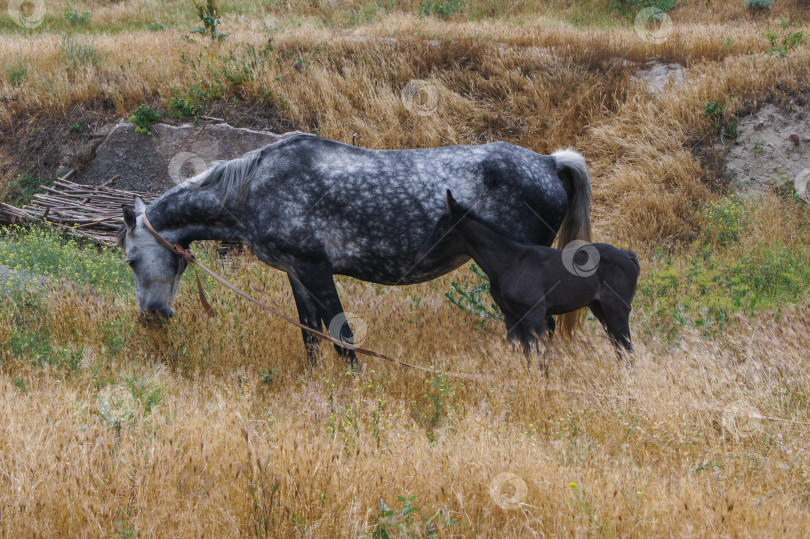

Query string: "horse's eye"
[126, 259, 137, 268]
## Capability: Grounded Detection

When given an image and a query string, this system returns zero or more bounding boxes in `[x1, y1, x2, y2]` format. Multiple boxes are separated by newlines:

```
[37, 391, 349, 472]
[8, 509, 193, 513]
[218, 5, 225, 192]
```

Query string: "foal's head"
[119, 196, 187, 319]
[415, 190, 471, 263]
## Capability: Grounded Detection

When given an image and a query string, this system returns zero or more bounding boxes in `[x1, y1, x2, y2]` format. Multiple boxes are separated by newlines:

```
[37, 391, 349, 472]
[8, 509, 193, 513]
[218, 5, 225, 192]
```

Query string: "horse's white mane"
[180, 147, 265, 204]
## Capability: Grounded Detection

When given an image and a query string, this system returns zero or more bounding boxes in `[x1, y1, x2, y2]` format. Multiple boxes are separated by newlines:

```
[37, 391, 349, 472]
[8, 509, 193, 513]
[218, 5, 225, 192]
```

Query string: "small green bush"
[6, 60, 28, 86]
[128, 104, 162, 135]
[125, 374, 165, 415]
[611, 0, 677, 18]
[418, 0, 464, 19]
[744, 0, 774, 11]
[702, 196, 747, 247]
[2, 173, 49, 205]
[64, 6, 91, 26]
[167, 86, 210, 118]
[764, 31, 805, 56]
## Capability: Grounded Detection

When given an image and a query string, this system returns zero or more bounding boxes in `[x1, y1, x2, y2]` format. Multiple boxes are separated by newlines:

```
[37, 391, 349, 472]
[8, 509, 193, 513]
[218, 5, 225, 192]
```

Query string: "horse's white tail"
[552, 148, 593, 337]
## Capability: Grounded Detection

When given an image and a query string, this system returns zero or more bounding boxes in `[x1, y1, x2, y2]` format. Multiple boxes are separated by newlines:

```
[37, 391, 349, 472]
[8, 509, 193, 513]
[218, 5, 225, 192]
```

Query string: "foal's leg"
[590, 300, 633, 357]
[545, 316, 556, 340]
[291, 263, 359, 367]
[504, 312, 524, 350]
[518, 308, 550, 375]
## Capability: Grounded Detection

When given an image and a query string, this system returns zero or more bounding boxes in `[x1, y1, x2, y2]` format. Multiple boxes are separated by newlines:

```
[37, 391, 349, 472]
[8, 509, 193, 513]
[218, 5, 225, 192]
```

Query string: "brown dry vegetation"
[1, 0, 810, 536]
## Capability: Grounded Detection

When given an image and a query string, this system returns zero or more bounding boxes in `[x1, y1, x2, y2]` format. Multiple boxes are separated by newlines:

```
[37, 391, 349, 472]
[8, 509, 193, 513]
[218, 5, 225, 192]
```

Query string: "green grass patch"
[9, 326, 82, 376]
[637, 195, 810, 338]
[60, 35, 103, 70]
[5, 59, 28, 85]
[0, 226, 132, 293]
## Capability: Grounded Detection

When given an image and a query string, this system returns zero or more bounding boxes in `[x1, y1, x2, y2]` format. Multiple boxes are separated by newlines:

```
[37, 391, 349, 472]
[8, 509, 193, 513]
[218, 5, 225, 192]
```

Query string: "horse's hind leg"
[291, 264, 359, 367]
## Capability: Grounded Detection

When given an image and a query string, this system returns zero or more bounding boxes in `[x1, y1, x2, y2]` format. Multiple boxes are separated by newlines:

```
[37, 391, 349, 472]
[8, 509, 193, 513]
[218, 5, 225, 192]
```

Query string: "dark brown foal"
[417, 190, 640, 358]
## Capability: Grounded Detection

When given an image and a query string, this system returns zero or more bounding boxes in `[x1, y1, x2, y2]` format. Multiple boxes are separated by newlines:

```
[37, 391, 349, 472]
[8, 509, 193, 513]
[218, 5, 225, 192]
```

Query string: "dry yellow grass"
[1, 7, 808, 241]
[1, 2, 810, 536]
[1, 245, 809, 536]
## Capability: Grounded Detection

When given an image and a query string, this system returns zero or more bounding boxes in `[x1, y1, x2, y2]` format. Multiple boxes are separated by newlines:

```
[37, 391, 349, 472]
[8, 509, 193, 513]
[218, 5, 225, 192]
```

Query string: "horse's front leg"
[290, 263, 359, 368]
[288, 274, 325, 367]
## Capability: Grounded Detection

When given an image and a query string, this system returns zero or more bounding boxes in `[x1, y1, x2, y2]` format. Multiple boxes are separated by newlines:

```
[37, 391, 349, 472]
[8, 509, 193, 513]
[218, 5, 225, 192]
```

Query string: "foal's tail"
[552, 148, 593, 338]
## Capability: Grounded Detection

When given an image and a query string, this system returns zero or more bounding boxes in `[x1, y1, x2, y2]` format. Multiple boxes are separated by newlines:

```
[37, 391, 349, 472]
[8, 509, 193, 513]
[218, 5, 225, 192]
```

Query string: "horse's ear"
[122, 204, 137, 229]
[445, 190, 459, 219]
[134, 195, 147, 214]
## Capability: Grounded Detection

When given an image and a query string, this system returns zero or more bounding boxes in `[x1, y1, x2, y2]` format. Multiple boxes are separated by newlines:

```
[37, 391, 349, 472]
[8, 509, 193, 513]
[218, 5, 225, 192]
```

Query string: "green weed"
[764, 30, 805, 57]
[702, 196, 747, 247]
[412, 372, 455, 443]
[637, 196, 810, 337]
[445, 263, 502, 328]
[611, 0, 677, 18]
[371, 495, 457, 538]
[125, 374, 165, 415]
[12, 378, 27, 393]
[191, 0, 230, 43]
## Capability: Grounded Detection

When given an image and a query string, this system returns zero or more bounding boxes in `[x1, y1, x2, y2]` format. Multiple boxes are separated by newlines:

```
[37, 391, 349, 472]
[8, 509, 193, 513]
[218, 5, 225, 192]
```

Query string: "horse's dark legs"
[290, 264, 359, 367]
[288, 274, 325, 367]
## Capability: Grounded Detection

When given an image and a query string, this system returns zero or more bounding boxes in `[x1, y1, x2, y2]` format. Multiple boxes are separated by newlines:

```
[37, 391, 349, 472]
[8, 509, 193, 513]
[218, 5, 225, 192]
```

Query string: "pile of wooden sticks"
[0, 171, 157, 246]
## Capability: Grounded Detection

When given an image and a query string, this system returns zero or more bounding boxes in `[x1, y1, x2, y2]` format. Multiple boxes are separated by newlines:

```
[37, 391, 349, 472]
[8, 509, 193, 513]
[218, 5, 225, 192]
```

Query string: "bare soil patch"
[724, 98, 810, 200]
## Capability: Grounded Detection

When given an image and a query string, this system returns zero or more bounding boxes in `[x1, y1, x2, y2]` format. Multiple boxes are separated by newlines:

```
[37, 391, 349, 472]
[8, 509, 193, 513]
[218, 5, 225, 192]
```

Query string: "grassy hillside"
[1, 0, 809, 536]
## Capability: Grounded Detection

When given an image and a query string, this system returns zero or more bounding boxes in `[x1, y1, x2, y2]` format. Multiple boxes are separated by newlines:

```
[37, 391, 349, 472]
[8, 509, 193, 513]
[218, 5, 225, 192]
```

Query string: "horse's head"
[119, 196, 187, 319]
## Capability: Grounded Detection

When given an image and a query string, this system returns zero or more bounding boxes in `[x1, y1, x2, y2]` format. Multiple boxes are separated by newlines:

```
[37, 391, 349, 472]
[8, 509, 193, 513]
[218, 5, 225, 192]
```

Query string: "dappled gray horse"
[118, 134, 592, 365]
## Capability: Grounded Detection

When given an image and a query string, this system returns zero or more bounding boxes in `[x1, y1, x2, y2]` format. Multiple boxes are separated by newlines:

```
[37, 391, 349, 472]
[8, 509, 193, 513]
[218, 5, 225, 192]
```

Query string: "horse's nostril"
[142, 305, 174, 319]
